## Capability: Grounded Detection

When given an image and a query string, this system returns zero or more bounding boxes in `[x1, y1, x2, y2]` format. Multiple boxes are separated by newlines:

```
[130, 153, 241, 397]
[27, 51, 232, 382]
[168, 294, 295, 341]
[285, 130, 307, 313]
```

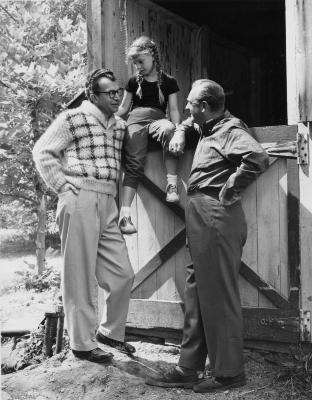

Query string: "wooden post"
[36, 194, 46, 275]
[286, 0, 312, 339]
[87, 0, 105, 70]
[86, 0, 128, 84]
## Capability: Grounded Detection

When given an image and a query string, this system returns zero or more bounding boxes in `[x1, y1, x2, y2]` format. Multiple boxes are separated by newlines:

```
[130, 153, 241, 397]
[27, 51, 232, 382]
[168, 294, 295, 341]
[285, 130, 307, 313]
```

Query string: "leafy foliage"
[14, 261, 61, 292]
[1, 324, 70, 374]
[14, 324, 46, 371]
[0, 0, 87, 232]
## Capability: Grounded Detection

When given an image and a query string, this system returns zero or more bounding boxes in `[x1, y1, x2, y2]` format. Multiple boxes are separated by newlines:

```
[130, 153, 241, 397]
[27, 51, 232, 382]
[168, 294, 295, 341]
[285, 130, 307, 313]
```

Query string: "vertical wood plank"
[241, 181, 259, 307]
[278, 159, 289, 299]
[286, 159, 300, 305]
[256, 159, 281, 307]
[93, 0, 105, 69]
[286, 0, 312, 332]
[87, 0, 104, 70]
[174, 149, 193, 301]
[136, 182, 158, 300]
[297, 123, 312, 318]
[147, 152, 176, 301]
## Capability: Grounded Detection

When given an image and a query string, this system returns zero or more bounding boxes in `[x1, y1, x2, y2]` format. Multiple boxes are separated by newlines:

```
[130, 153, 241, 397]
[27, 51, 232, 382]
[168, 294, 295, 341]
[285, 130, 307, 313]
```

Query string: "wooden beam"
[240, 262, 293, 309]
[131, 228, 186, 292]
[249, 124, 297, 143]
[127, 299, 300, 343]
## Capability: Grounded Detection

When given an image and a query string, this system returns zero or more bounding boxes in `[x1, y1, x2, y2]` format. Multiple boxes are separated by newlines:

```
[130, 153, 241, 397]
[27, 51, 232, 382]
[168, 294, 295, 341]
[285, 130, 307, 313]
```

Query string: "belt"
[187, 186, 220, 199]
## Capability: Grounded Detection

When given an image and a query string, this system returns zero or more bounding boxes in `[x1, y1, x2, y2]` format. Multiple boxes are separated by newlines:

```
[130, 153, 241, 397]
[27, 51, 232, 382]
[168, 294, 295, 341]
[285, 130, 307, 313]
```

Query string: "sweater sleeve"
[32, 112, 73, 193]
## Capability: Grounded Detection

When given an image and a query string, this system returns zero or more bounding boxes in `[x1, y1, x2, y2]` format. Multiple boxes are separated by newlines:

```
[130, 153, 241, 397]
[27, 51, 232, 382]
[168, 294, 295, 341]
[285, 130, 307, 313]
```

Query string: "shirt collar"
[201, 110, 230, 137]
[79, 100, 116, 128]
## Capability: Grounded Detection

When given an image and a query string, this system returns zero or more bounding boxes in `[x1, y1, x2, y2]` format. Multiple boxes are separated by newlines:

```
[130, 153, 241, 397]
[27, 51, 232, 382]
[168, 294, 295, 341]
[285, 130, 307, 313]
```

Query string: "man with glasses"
[147, 79, 269, 392]
[33, 68, 135, 363]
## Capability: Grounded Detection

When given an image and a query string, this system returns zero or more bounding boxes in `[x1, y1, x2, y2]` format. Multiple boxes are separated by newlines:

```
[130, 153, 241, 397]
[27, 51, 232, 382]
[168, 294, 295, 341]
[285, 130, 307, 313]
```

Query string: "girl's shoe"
[166, 184, 180, 203]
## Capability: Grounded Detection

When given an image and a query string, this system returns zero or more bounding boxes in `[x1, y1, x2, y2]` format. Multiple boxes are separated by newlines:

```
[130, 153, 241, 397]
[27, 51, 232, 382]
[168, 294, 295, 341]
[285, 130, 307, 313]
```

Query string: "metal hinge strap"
[300, 310, 311, 342]
[297, 123, 309, 164]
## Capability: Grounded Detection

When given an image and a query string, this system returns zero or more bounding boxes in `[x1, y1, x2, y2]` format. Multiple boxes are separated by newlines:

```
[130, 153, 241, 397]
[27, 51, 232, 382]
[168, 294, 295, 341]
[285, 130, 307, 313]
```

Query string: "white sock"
[120, 206, 131, 218]
[167, 174, 178, 187]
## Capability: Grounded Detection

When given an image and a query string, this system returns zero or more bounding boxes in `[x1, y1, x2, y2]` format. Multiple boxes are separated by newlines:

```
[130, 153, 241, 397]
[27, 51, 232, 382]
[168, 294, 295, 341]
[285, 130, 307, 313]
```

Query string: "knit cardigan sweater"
[33, 100, 126, 196]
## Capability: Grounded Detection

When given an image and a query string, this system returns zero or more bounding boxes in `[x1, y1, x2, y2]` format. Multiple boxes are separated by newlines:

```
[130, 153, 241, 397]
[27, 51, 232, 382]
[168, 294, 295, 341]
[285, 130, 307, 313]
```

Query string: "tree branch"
[0, 4, 18, 23]
[0, 79, 18, 94]
[0, 191, 37, 205]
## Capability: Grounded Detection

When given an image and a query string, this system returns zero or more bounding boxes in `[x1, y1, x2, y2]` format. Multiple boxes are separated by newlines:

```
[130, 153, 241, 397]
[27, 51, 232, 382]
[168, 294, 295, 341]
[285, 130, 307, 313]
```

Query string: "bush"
[15, 262, 61, 292]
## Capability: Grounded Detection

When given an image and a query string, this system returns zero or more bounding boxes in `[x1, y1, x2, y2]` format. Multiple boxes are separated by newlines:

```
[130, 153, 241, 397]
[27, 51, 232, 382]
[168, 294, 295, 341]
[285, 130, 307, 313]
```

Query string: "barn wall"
[286, 0, 312, 331]
[123, 0, 202, 118]
[91, 0, 292, 325]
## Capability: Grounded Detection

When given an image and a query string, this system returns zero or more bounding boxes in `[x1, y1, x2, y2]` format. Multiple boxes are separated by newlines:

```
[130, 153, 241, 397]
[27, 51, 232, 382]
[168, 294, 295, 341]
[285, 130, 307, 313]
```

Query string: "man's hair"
[192, 79, 225, 112]
[85, 68, 116, 100]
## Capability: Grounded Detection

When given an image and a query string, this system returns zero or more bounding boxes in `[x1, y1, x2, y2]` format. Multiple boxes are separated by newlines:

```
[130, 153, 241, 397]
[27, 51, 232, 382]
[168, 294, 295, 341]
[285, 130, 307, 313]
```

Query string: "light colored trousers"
[56, 189, 134, 351]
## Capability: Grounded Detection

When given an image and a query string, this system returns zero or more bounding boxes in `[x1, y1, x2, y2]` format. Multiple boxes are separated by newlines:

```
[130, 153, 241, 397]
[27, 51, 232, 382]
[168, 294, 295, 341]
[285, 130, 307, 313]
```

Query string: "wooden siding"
[123, 0, 199, 116]
[126, 147, 290, 309]
[91, 0, 306, 341]
[286, 0, 312, 336]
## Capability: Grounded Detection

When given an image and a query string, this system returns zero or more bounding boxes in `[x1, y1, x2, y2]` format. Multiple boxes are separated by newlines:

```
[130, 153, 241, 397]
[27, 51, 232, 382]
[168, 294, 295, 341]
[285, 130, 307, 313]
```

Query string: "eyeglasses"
[186, 100, 201, 107]
[95, 88, 124, 99]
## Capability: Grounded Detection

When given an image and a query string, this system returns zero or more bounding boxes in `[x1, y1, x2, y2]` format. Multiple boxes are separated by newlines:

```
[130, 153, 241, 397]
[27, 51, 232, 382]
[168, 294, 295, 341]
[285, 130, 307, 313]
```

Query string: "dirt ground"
[1, 339, 295, 400]
[0, 232, 309, 400]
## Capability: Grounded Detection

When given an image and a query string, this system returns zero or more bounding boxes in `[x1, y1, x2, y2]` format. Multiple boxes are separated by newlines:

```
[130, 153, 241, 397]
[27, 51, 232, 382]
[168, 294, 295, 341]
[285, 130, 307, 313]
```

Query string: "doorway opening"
[154, 0, 287, 127]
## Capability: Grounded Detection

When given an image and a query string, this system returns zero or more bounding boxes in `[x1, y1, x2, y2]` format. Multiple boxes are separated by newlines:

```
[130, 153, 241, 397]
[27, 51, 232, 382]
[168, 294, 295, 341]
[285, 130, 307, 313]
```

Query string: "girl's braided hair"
[85, 68, 116, 101]
[126, 36, 165, 105]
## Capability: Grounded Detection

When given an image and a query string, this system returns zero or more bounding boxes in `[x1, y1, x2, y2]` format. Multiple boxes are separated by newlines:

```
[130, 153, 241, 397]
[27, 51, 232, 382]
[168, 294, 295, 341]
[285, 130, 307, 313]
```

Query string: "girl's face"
[131, 53, 155, 76]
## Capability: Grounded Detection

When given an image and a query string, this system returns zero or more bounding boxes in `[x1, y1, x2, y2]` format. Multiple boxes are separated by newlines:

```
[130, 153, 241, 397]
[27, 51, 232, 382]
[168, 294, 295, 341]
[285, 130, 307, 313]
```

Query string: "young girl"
[117, 36, 181, 234]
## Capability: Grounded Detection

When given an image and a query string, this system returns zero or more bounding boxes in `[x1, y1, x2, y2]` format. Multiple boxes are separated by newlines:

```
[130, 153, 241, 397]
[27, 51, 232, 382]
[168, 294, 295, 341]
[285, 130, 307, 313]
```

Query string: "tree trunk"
[36, 194, 46, 274]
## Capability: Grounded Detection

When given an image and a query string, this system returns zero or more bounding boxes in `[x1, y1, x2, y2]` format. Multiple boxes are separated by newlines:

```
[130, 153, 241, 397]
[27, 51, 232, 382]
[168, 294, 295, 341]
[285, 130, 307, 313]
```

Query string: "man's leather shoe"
[193, 372, 246, 392]
[145, 366, 200, 388]
[72, 347, 113, 363]
[96, 331, 136, 356]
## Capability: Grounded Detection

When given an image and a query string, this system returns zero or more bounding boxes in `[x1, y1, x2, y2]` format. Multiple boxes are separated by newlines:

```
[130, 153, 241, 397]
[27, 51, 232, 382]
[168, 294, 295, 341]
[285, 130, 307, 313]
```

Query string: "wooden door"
[125, 124, 307, 344]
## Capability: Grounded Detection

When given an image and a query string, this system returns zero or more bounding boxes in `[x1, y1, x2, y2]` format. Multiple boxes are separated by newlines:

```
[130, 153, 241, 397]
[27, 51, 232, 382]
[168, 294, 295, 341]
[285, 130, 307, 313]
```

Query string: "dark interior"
[154, 0, 287, 127]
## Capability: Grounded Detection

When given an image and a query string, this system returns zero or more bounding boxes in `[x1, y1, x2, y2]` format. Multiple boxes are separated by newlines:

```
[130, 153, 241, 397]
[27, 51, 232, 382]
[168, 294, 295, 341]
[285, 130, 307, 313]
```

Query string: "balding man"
[146, 79, 269, 392]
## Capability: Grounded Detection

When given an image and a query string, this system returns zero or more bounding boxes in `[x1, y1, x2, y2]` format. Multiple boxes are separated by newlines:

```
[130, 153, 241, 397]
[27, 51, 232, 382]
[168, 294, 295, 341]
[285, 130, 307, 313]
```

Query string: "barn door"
[125, 123, 311, 344]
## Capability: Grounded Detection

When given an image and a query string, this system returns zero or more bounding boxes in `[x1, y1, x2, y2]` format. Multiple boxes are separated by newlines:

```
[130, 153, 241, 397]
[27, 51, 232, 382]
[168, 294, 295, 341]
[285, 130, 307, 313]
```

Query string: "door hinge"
[259, 316, 298, 332]
[297, 123, 309, 164]
[300, 310, 311, 342]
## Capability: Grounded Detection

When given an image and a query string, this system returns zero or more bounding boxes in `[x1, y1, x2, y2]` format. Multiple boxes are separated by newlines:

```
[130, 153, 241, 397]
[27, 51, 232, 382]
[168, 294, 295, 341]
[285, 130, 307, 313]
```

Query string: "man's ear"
[90, 92, 97, 104]
[202, 100, 208, 112]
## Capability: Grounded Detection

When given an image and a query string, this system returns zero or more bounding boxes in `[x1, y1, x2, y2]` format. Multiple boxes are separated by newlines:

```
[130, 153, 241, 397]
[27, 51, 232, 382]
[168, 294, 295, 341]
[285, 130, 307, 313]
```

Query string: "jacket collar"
[79, 100, 116, 129]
